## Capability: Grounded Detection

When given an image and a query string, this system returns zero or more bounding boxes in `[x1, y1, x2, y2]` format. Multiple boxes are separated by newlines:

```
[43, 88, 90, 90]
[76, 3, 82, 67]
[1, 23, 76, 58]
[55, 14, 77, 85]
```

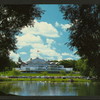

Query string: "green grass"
[0, 71, 81, 77]
[0, 71, 90, 82]
[0, 77, 12, 81]
[4, 78, 90, 82]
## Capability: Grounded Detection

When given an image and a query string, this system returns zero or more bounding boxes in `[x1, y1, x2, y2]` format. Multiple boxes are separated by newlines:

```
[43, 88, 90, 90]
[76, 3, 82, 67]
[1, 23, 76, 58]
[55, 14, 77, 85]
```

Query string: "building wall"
[19, 65, 73, 72]
[15, 58, 73, 72]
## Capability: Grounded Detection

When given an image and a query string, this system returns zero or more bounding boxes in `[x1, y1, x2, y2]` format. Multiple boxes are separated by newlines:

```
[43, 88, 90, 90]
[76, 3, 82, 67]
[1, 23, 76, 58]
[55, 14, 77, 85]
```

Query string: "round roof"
[27, 57, 47, 64]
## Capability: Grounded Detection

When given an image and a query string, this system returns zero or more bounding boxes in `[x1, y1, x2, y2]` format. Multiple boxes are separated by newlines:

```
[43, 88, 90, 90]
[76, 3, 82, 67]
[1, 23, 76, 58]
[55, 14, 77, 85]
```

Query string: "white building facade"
[15, 57, 73, 72]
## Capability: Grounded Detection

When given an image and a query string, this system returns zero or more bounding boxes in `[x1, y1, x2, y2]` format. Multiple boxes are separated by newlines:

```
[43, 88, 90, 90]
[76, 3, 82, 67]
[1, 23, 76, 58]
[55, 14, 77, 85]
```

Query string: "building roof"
[27, 57, 47, 64]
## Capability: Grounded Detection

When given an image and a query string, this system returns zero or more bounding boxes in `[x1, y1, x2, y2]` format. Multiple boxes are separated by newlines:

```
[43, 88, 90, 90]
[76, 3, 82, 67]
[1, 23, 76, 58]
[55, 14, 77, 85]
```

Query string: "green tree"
[0, 5, 44, 71]
[60, 70, 66, 75]
[18, 57, 22, 68]
[76, 59, 90, 76]
[75, 59, 96, 77]
[18, 57, 22, 63]
[9, 59, 19, 70]
[59, 60, 76, 70]
[41, 71, 48, 75]
[60, 5, 100, 78]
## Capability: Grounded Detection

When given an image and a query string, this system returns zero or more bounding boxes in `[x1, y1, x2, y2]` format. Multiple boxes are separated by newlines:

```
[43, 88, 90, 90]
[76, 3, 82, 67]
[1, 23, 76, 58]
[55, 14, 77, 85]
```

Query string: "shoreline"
[0, 74, 99, 82]
[0, 91, 17, 96]
[0, 77, 94, 82]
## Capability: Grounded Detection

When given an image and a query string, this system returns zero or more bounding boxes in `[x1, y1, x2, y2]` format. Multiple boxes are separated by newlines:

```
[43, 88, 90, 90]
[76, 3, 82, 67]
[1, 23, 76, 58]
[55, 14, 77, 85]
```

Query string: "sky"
[9, 4, 80, 62]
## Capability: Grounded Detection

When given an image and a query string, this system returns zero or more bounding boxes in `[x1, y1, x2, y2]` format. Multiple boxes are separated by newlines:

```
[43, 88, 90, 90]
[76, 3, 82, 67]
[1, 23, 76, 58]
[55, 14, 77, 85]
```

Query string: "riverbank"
[11, 78, 92, 82]
[0, 71, 99, 82]
[0, 77, 91, 82]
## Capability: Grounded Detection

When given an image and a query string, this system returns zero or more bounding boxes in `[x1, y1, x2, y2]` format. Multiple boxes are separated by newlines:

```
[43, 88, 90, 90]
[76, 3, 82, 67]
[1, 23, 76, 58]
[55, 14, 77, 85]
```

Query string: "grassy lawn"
[0, 70, 81, 76]
[0, 77, 91, 82]
[0, 71, 92, 82]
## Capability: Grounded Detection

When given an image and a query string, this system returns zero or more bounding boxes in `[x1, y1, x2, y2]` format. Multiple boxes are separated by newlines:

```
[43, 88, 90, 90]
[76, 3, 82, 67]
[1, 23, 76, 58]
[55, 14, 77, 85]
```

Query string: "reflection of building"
[15, 57, 73, 72]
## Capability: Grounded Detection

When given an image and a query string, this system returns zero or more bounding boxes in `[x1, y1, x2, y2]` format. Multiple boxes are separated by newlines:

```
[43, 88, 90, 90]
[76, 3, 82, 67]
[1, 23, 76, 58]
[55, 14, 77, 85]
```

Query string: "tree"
[76, 59, 96, 77]
[18, 57, 22, 63]
[59, 70, 66, 75]
[17, 57, 23, 68]
[60, 5, 100, 78]
[7, 59, 19, 71]
[76, 59, 90, 76]
[59, 60, 76, 70]
[0, 5, 44, 71]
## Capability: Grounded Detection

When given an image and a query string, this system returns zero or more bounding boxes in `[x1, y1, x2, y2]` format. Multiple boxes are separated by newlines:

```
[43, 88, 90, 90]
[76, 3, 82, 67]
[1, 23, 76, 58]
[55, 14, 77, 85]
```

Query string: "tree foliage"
[0, 5, 44, 71]
[60, 5, 100, 78]
[76, 59, 90, 76]
[59, 60, 76, 70]
[76, 58, 96, 77]
[59, 70, 66, 75]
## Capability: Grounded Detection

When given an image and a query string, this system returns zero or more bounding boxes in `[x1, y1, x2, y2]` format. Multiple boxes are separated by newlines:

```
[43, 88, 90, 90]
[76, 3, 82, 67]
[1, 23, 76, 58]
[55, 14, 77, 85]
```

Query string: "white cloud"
[75, 56, 81, 59]
[10, 51, 20, 62]
[55, 21, 72, 31]
[46, 38, 55, 47]
[30, 42, 62, 61]
[73, 50, 77, 54]
[19, 52, 27, 55]
[15, 20, 74, 61]
[31, 44, 59, 57]
[61, 24, 71, 31]
[55, 22, 60, 27]
[16, 34, 42, 48]
[21, 20, 59, 38]
[62, 52, 74, 57]
[66, 58, 73, 60]
[16, 20, 60, 49]
[62, 52, 80, 59]
[62, 53, 69, 56]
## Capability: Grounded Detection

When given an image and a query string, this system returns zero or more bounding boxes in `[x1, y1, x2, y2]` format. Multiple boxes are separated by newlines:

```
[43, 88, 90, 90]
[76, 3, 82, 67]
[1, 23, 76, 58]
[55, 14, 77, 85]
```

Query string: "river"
[0, 81, 100, 96]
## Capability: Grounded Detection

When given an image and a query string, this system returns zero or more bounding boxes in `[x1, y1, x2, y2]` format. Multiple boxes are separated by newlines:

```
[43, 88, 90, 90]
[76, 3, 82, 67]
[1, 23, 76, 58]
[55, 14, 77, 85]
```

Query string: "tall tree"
[60, 5, 100, 78]
[59, 60, 76, 70]
[0, 5, 44, 71]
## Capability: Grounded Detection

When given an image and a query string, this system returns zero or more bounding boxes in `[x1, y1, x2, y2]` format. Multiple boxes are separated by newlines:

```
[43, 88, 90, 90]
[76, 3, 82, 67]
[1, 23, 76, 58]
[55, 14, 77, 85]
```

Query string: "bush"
[60, 70, 66, 75]
[0, 77, 11, 81]
[41, 71, 48, 75]
[69, 71, 74, 76]
[7, 70, 21, 76]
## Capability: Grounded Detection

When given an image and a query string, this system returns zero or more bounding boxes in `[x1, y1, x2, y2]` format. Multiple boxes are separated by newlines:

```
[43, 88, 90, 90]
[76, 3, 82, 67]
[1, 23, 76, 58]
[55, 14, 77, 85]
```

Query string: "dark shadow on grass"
[0, 91, 18, 96]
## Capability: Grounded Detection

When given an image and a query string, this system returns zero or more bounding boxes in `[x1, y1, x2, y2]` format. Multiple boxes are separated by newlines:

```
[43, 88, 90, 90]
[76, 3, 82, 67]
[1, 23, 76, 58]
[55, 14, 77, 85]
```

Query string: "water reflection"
[0, 81, 100, 96]
[0, 82, 21, 94]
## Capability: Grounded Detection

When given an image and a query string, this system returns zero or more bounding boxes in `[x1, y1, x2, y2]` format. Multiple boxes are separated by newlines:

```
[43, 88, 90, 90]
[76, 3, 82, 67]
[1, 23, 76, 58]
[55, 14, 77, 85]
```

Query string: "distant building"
[15, 57, 73, 73]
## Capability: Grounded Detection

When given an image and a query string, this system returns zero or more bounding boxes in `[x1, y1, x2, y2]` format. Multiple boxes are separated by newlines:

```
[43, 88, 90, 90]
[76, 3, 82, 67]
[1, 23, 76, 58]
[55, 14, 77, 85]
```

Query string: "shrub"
[41, 71, 48, 75]
[0, 77, 11, 81]
[60, 70, 66, 75]
[7, 70, 21, 76]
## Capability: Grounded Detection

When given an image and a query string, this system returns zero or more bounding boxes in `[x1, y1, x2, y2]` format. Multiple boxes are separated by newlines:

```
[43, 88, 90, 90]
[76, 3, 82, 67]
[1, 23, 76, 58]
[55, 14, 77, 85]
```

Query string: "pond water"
[0, 81, 100, 96]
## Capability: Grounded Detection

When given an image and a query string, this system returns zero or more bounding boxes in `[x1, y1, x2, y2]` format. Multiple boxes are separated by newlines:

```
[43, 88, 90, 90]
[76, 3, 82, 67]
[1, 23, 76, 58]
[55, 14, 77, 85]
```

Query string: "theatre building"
[15, 57, 73, 73]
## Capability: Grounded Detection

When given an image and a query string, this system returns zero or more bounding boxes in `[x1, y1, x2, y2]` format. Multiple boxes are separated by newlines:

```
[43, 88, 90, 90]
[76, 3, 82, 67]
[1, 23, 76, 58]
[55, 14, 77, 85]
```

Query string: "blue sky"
[10, 4, 80, 62]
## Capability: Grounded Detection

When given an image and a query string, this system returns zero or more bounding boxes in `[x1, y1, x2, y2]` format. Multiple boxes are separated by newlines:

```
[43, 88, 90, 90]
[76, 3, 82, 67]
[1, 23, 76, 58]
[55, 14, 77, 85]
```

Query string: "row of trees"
[50, 59, 95, 77]
[51, 59, 95, 77]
